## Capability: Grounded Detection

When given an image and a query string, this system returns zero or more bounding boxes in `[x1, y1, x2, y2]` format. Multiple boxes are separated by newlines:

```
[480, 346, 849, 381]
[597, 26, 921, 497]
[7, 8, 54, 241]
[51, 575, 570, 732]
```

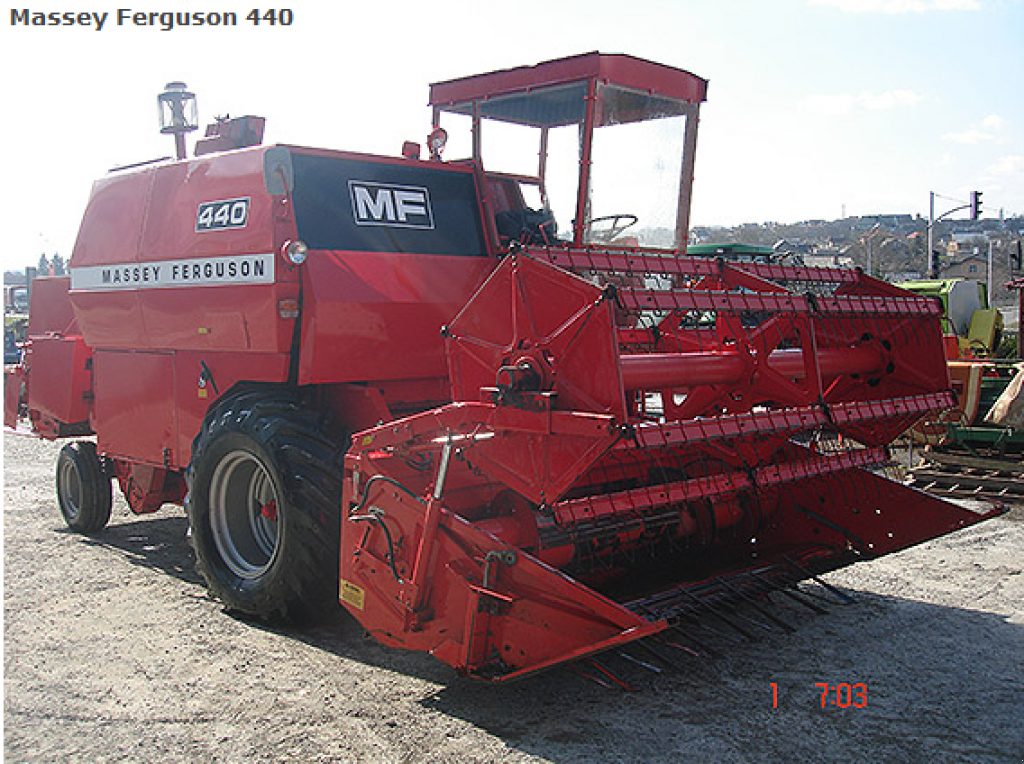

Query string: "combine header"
[5, 53, 1001, 681]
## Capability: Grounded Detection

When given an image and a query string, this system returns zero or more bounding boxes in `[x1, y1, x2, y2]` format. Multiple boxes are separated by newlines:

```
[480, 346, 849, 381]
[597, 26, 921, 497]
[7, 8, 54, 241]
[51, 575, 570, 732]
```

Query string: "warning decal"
[340, 579, 366, 610]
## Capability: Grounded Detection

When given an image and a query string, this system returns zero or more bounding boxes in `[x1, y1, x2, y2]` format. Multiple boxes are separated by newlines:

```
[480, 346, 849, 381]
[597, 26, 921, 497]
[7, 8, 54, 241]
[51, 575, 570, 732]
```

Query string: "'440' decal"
[196, 198, 250, 232]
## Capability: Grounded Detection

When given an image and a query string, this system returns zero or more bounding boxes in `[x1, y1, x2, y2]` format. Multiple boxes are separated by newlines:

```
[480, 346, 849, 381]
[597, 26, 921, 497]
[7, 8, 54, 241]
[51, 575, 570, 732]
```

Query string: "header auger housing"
[4, 53, 1001, 680]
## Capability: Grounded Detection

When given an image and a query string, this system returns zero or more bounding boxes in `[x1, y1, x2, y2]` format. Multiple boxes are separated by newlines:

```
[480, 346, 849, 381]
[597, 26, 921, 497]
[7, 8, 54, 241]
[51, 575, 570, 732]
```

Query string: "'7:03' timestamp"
[771, 683, 868, 708]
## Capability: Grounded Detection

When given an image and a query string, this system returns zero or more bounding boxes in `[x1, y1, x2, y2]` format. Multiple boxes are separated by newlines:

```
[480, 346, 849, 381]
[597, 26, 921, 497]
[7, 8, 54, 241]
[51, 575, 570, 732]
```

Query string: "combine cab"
[4, 53, 1002, 681]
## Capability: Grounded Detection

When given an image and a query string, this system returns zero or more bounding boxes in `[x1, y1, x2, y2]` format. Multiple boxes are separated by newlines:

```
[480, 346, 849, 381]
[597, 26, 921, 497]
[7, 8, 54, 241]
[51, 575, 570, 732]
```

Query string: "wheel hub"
[209, 451, 282, 580]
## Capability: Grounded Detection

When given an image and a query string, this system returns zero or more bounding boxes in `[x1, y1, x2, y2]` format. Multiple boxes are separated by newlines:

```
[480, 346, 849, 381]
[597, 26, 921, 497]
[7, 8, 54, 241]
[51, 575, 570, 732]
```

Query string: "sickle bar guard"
[338, 250, 1001, 681]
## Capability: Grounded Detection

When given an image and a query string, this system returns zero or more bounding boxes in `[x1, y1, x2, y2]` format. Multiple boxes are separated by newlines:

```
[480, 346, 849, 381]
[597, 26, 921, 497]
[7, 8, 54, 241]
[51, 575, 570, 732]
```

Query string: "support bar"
[619, 346, 884, 391]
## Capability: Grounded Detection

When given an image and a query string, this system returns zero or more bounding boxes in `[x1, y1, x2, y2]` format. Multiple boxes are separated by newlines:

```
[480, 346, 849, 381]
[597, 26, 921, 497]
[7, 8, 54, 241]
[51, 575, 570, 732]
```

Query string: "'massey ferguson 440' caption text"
[10, 8, 294, 31]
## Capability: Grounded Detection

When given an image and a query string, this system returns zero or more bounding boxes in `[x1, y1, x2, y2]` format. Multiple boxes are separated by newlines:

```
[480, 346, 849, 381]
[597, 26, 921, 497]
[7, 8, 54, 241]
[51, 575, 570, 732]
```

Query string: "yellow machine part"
[966, 308, 1003, 357]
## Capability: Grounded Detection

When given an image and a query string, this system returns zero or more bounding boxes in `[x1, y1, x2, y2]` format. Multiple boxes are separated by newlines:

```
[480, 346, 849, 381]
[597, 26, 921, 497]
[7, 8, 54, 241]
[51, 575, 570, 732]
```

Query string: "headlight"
[282, 239, 308, 265]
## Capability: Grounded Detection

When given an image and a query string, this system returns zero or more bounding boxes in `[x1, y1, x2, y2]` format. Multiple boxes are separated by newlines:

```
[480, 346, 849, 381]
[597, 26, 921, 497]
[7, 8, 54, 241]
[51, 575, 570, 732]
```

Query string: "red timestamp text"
[816, 682, 868, 708]
[770, 682, 869, 708]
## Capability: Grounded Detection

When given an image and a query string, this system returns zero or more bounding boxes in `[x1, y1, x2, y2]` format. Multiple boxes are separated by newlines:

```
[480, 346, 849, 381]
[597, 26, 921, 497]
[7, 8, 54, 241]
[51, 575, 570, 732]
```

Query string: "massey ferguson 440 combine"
[6, 54, 1002, 680]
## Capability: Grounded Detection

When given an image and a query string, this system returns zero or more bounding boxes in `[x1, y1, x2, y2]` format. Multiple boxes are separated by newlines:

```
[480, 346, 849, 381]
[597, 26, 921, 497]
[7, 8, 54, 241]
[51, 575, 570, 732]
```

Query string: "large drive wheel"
[56, 441, 113, 534]
[186, 391, 346, 623]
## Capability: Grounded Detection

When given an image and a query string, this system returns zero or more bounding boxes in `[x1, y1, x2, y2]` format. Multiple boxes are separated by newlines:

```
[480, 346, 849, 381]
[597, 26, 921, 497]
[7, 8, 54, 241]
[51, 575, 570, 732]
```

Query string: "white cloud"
[943, 115, 1009, 144]
[799, 89, 923, 116]
[809, 0, 981, 12]
[987, 155, 1024, 176]
[943, 128, 996, 144]
[859, 90, 925, 110]
[982, 114, 1007, 130]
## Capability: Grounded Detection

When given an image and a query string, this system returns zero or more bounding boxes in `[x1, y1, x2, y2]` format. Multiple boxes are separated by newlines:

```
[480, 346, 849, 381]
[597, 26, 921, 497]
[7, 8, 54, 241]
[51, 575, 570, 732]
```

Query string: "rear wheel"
[187, 391, 346, 622]
[56, 441, 112, 534]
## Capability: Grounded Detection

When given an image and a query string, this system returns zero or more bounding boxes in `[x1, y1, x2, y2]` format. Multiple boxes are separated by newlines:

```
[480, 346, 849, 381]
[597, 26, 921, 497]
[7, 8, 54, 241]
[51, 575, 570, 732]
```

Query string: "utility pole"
[928, 191, 934, 276]
[927, 190, 981, 278]
[865, 223, 882, 276]
[988, 237, 994, 302]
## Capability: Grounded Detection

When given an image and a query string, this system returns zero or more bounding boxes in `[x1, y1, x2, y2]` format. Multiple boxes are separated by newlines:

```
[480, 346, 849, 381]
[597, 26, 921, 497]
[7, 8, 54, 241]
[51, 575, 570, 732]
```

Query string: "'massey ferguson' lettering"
[169, 258, 262, 280]
[10, 9, 110, 30]
[71, 254, 274, 292]
[349, 181, 434, 230]
[102, 265, 161, 284]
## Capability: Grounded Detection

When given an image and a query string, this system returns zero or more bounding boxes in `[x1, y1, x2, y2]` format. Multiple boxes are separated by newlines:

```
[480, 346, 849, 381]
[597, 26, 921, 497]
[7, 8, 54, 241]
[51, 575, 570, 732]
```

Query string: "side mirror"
[263, 147, 294, 195]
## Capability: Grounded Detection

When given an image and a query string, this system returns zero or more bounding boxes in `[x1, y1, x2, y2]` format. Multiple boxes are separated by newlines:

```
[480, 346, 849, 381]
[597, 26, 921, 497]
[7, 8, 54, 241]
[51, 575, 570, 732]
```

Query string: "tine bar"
[677, 590, 759, 641]
[747, 569, 829, 614]
[663, 626, 722, 658]
[634, 639, 688, 672]
[617, 650, 664, 674]
[714, 577, 796, 633]
[725, 605, 780, 635]
[659, 638, 708, 660]
[783, 556, 856, 604]
[675, 614, 745, 646]
[586, 658, 638, 692]
[573, 665, 614, 690]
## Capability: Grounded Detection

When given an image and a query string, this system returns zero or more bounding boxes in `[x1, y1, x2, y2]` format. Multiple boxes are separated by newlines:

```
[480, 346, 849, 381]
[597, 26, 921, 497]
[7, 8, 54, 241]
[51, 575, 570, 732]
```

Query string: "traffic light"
[969, 190, 983, 220]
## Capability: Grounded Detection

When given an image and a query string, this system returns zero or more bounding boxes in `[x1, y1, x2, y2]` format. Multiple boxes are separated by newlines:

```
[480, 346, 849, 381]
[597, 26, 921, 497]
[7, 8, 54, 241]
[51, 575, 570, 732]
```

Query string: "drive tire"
[56, 440, 113, 534]
[186, 391, 346, 623]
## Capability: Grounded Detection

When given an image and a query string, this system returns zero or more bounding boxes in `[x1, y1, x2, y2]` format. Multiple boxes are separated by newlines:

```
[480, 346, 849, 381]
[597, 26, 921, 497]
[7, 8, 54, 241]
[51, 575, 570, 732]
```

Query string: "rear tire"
[56, 441, 112, 534]
[186, 391, 346, 623]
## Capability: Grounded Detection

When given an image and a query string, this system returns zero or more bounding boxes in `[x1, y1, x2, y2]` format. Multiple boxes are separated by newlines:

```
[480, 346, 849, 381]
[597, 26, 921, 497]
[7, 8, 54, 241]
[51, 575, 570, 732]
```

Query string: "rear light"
[282, 239, 308, 265]
[278, 299, 300, 319]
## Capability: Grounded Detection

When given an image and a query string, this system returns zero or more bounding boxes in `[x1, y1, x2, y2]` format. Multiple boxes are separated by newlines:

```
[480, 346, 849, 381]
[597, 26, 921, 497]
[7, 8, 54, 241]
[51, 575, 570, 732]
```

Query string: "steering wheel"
[585, 214, 639, 243]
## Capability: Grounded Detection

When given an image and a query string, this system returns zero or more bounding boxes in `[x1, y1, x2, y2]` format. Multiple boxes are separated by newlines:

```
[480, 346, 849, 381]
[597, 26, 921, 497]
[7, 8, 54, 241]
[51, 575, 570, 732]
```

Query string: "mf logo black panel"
[349, 182, 434, 230]
[290, 153, 486, 256]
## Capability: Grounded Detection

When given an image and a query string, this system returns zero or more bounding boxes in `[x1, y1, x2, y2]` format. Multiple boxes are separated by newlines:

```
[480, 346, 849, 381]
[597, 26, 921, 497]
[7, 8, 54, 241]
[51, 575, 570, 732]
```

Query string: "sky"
[1, 0, 1022, 272]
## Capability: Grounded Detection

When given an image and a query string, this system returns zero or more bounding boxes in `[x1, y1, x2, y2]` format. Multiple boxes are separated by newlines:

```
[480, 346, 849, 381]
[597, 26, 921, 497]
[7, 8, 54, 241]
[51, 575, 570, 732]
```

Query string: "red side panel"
[4, 367, 26, 429]
[26, 277, 78, 336]
[139, 151, 276, 260]
[68, 172, 150, 349]
[25, 336, 92, 434]
[172, 350, 291, 467]
[23, 277, 92, 437]
[298, 251, 493, 385]
[93, 350, 177, 467]
[69, 147, 298, 356]
[136, 151, 296, 354]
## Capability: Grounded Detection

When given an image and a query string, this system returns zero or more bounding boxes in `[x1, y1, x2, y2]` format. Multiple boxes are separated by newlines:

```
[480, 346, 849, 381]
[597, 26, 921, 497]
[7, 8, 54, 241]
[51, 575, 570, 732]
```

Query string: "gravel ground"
[4, 431, 1023, 764]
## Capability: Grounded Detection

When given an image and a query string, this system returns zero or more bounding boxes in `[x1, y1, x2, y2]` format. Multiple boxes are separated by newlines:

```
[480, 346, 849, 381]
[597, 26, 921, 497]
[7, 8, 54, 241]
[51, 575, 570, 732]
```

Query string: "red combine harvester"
[5, 54, 1001, 681]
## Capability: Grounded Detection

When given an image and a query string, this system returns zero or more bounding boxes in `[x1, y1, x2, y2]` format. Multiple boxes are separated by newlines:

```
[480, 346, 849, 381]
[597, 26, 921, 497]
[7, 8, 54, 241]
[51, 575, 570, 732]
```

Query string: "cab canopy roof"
[429, 52, 708, 128]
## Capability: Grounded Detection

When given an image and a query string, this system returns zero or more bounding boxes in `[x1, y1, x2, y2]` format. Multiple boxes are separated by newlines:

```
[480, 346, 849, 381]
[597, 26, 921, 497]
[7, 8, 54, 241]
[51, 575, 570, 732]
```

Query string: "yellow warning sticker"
[340, 579, 365, 610]
[361, 435, 374, 446]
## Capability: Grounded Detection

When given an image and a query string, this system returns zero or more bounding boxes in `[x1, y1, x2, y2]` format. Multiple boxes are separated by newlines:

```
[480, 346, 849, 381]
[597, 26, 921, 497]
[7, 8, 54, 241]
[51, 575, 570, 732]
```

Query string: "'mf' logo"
[349, 181, 434, 230]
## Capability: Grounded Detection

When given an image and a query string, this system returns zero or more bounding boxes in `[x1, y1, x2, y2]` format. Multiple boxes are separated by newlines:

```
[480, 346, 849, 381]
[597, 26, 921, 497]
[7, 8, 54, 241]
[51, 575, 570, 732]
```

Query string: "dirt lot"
[4, 431, 1023, 763]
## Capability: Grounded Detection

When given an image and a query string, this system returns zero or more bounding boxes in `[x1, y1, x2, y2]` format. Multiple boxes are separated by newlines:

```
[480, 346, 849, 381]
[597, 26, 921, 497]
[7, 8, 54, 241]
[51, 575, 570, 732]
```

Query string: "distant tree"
[51, 254, 66, 276]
